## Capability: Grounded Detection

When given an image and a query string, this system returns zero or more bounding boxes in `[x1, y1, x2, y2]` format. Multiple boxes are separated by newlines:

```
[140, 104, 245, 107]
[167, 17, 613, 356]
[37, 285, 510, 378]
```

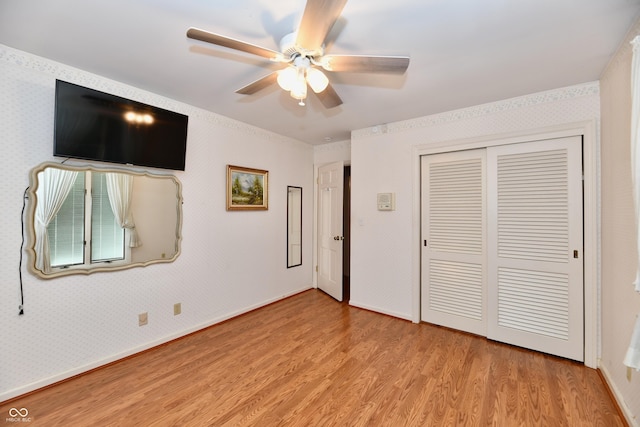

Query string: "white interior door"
[421, 150, 487, 336]
[317, 161, 344, 301]
[487, 137, 584, 361]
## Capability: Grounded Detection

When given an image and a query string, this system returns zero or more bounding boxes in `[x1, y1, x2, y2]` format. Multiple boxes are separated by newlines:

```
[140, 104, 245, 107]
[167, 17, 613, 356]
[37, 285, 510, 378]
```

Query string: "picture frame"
[226, 165, 269, 210]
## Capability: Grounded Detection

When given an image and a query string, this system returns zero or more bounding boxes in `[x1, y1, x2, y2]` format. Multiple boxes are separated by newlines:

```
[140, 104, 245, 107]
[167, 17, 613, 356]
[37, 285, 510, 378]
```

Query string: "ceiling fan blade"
[296, 0, 348, 52]
[320, 55, 410, 74]
[235, 72, 279, 95]
[187, 27, 283, 61]
[315, 82, 343, 108]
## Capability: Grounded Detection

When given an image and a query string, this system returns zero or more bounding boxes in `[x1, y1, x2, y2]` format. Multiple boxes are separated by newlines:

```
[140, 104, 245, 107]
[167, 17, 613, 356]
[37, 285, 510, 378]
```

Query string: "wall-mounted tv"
[54, 80, 188, 171]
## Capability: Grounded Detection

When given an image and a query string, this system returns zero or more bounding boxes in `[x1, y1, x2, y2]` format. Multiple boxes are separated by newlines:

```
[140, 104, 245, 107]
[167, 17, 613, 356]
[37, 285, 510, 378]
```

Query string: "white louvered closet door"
[421, 149, 487, 336]
[487, 137, 584, 361]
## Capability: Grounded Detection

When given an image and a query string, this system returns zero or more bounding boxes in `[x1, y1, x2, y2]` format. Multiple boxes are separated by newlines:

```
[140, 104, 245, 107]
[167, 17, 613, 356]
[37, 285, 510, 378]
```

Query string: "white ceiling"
[1, 0, 639, 145]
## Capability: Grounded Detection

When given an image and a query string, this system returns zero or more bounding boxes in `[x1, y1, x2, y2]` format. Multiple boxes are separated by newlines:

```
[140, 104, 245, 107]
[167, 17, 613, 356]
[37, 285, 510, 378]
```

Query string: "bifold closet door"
[421, 149, 487, 336]
[487, 137, 584, 362]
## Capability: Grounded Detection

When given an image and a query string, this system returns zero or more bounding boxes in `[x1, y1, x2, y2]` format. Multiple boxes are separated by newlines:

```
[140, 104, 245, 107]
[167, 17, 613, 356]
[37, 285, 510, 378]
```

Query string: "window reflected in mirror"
[287, 186, 302, 268]
[26, 162, 183, 279]
[48, 170, 130, 269]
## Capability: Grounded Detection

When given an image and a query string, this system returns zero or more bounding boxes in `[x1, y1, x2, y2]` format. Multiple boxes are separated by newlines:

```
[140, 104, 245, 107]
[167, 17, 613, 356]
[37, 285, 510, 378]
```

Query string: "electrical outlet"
[174, 303, 181, 316]
[138, 312, 148, 326]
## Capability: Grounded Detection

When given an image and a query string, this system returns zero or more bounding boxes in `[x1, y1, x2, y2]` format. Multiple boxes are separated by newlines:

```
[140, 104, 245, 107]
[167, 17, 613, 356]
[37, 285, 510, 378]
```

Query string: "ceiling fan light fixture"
[277, 66, 297, 91]
[186, 0, 410, 110]
[290, 73, 308, 101]
[306, 67, 329, 93]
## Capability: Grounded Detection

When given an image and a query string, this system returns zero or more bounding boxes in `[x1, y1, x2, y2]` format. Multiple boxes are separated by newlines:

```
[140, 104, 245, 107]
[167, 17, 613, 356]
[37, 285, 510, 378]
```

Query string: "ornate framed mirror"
[26, 162, 183, 279]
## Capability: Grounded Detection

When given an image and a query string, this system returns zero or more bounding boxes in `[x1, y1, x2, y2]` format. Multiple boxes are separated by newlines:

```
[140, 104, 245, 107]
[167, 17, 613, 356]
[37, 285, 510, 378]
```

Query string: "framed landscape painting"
[226, 165, 269, 210]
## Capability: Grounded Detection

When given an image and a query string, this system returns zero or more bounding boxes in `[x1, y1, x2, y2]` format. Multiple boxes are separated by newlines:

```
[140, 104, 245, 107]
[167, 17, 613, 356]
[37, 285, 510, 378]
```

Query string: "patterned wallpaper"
[353, 81, 600, 139]
[599, 17, 640, 425]
[0, 44, 314, 401]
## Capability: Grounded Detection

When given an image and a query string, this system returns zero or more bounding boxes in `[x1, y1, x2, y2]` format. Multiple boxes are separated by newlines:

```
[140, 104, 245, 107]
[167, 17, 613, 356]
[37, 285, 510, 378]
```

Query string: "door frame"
[412, 120, 598, 368]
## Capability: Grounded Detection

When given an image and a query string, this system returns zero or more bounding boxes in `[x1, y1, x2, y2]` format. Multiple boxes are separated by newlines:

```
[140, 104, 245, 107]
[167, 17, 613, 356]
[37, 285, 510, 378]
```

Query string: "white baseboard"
[348, 300, 413, 321]
[0, 286, 313, 403]
[599, 361, 638, 426]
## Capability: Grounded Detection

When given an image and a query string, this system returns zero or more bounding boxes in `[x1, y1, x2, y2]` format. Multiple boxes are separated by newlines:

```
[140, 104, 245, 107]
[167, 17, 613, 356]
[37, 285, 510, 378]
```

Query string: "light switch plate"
[377, 192, 395, 211]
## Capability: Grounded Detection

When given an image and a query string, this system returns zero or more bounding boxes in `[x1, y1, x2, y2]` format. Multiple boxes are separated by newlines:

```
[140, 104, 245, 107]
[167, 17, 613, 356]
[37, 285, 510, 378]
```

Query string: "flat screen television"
[53, 80, 188, 171]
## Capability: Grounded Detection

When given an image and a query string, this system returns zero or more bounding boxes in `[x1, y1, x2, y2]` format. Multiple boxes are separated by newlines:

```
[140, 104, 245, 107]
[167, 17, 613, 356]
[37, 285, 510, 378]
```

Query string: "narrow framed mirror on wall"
[25, 162, 183, 279]
[287, 186, 302, 268]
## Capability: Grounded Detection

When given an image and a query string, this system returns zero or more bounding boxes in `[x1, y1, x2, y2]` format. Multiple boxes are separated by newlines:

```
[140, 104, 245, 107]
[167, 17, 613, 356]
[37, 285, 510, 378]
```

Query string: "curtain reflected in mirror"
[26, 162, 183, 279]
[287, 186, 302, 268]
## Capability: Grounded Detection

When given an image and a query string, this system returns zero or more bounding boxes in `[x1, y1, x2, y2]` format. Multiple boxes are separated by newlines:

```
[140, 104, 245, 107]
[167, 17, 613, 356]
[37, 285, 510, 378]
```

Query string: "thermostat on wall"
[377, 193, 395, 211]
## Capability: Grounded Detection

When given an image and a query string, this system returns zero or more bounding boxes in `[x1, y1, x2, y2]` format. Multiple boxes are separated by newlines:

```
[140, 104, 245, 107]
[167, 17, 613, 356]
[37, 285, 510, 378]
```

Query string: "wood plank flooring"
[1, 289, 626, 426]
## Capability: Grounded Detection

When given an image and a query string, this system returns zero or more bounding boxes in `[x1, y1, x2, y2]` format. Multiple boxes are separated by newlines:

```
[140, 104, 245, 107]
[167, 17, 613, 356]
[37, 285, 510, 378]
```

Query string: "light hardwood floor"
[1, 289, 626, 426]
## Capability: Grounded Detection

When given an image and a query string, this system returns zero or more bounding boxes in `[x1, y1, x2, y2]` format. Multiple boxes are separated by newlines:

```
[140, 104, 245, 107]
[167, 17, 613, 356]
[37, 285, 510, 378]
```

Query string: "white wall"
[313, 139, 351, 166]
[600, 19, 640, 425]
[0, 45, 314, 401]
[349, 83, 601, 323]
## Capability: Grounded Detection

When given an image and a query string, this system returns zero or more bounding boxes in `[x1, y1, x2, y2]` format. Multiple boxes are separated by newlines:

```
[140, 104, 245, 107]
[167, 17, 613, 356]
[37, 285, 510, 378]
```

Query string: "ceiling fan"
[186, 0, 410, 108]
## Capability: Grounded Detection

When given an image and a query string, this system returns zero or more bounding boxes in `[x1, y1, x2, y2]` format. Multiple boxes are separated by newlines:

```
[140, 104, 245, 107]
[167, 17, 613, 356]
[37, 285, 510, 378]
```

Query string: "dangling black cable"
[19, 186, 28, 315]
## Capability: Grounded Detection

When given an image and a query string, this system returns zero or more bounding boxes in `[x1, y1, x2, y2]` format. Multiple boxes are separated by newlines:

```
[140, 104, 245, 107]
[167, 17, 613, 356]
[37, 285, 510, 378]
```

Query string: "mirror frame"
[287, 186, 302, 268]
[26, 162, 183, 279]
